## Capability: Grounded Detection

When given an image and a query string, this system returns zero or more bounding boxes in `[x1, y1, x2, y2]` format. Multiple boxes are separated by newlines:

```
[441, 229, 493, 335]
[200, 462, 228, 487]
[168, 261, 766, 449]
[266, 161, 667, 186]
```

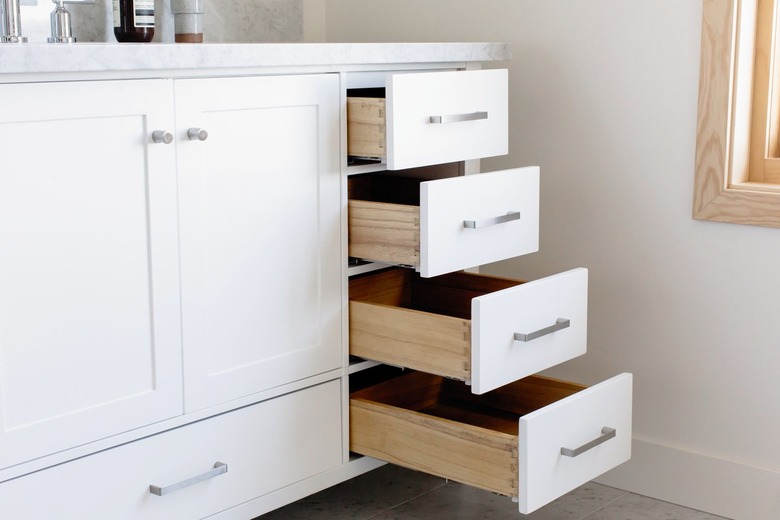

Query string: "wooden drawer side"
[349, 268, 472, 381]
[347, 97, 386, 158]
[350, 398, 518, 498]
[348, 200, 419, 266]
[350, 300, 471, 380]
[348, 268, 529, 382]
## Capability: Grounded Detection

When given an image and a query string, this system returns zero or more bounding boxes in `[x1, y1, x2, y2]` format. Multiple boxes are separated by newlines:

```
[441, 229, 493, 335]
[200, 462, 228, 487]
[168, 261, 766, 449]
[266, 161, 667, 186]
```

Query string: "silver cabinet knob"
[187, 128, 208, 141]
[152, 130, 174, 144]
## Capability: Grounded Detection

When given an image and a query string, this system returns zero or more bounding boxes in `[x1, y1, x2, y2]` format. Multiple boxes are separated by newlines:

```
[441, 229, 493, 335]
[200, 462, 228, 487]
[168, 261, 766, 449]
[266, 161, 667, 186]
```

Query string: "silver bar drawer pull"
[561, 427, 616, 457]
[514, 318, 570, 342]
[430, 111, 488, 124]
[149, 462, 228, 496]
[463, 211, 520, 229]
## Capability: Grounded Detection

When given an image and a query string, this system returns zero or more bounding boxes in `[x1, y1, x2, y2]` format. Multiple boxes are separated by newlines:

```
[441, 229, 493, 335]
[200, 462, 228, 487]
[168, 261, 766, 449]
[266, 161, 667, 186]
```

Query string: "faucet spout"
[1, 0, 28, 43]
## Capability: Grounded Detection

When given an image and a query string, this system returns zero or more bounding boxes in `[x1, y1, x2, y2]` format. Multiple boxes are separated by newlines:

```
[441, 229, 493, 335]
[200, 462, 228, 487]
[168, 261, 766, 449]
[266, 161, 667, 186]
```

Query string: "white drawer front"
[386, 69, 508, 170]
[518, 373, 633, 514]
[420, 167, 539, 278]
[0, 381, 342, 520]
[471, 268, 588, 394]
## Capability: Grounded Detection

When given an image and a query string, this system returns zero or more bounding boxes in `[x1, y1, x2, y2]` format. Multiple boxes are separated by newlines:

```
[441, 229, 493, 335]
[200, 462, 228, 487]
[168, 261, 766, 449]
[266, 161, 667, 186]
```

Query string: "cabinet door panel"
[176, 75, 341, 411]
[0, 80, 183, 469]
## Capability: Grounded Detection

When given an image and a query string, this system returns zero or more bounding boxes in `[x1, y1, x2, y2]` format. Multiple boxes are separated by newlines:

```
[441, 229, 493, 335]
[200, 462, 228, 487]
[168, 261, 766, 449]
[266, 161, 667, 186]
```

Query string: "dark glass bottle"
[113, 0, 155, 43]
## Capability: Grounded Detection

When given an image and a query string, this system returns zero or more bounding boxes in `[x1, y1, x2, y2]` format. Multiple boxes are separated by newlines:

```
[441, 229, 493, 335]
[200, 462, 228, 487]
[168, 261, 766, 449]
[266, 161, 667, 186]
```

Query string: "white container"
[170, 0, 202, 42]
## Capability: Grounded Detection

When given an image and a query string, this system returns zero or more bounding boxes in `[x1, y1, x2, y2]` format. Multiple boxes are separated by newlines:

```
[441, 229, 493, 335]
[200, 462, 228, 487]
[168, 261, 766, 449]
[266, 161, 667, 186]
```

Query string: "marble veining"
[205, 0, 302, 43]
[0, 42, 511, 77]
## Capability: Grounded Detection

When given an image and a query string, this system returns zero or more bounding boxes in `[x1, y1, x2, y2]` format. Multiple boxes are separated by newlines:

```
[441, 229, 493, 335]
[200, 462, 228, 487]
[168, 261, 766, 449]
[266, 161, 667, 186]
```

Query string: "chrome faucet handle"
[48, 0, 76, 43]
[0, 0, 28, 43]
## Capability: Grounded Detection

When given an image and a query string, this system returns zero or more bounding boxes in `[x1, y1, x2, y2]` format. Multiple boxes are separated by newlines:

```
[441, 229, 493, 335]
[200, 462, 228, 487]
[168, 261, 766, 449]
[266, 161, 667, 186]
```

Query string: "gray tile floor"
[257, 465, 731, 520]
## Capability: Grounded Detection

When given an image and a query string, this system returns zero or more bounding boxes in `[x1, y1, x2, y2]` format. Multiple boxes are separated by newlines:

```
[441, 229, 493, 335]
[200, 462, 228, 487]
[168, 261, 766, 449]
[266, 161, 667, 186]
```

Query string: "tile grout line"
[363, 479, 450, 520]
[576, 490, 631, 520]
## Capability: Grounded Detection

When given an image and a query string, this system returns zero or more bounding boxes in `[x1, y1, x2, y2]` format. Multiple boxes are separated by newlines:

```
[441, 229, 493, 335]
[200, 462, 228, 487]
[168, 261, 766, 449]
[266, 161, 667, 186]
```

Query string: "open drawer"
[348, 166, 539, 278]
[347, 69, 508, 170]
[349, 266, 587, 394]
[350, 370, 632, 514]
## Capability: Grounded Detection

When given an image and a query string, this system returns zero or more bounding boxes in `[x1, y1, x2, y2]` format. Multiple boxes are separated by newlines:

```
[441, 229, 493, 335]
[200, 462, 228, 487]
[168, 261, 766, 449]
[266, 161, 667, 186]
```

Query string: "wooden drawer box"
[347, 97, 386, 158]
[349, 266, 588, 395]
[348, 167, 539, 278]
[350, 370, 632, 514]
[346, 69, 508, 170]
[0, 381, 342, 520]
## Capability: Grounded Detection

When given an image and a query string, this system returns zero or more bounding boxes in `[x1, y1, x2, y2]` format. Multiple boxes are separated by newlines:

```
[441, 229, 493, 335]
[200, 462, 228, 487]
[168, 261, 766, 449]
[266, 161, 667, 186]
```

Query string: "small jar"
[171, 0, 204, 43]
[113, 0, 155, 43]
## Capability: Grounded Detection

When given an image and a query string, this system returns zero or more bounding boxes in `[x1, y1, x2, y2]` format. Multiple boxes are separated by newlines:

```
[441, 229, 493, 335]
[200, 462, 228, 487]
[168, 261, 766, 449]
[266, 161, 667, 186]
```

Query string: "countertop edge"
[0, 42, 512, 77]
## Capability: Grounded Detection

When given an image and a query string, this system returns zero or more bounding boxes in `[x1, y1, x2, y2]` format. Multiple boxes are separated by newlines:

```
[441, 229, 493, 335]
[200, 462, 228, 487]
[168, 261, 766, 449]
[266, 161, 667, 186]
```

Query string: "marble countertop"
[0, 42, 511, 77]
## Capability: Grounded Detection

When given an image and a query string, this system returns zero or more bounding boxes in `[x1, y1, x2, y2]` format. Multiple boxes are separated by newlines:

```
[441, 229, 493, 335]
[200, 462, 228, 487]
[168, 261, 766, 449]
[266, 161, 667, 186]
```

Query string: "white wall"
[325, 1, 780, 518]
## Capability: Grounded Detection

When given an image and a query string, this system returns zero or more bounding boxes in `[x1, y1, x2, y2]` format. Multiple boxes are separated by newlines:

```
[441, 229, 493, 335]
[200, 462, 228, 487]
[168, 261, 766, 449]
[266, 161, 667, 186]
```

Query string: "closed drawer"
[347, 69, 508, 170]
[350, 370, 632, 514]
[349, 266, 587, 394]
[0, 381, 342, 520]
[349, 166, 539, 278]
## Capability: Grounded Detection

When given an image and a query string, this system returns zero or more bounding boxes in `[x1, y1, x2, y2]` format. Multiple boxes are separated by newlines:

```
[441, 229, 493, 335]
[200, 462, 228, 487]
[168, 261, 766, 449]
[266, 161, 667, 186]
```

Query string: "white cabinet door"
[176, 75, 342, 412]
[0, 80, 184, 469]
